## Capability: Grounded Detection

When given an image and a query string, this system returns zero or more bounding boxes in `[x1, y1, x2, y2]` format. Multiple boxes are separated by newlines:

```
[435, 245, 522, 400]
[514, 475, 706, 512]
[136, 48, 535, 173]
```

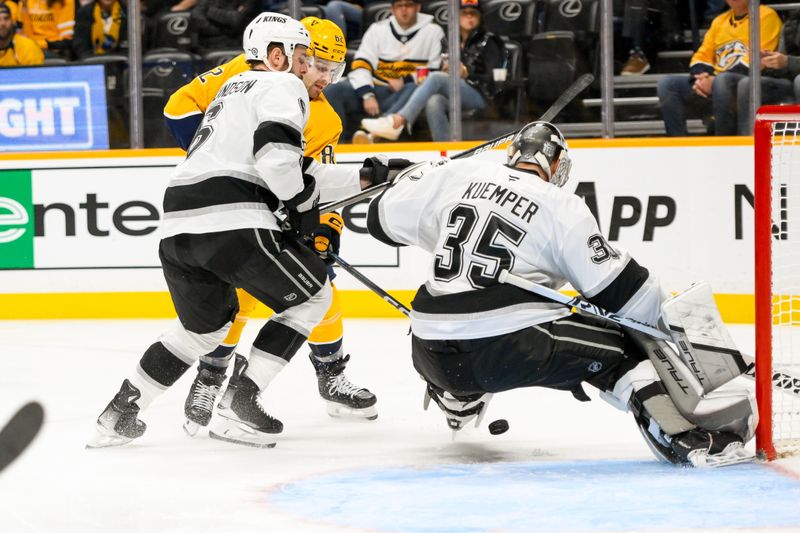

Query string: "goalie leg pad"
[660, 282, 748, 392]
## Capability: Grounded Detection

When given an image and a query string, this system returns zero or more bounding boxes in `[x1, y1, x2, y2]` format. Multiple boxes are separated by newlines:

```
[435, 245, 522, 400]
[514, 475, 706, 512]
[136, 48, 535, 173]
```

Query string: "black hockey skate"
[669, 429, 754, 468]
[209, 354, 282, 448]
[310, 353, 378, 420]
[183, 368, 227, 437]
[87, 379, 147, 449]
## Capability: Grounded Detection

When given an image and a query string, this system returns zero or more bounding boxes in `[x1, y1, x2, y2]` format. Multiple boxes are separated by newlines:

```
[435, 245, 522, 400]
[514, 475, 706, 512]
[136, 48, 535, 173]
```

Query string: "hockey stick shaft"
[452, 73, 595, 159]
[321, 74, 596, 215]
[497, 269, 800, 398]
[328, 251, 410, 317]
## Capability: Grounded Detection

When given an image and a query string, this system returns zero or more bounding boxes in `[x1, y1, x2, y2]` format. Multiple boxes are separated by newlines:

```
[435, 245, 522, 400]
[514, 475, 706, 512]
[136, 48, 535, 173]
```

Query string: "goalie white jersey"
[367, 158, 667, 340]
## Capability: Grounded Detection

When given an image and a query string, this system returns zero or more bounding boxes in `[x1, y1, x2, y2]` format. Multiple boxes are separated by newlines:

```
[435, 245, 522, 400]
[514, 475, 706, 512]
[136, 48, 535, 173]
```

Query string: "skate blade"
[325, 401, 378, 421]
[183, 419, 201, 437]
[207, 416, 277, 448]
[687, 443, 755, 468]
[85, 423, 133, 449]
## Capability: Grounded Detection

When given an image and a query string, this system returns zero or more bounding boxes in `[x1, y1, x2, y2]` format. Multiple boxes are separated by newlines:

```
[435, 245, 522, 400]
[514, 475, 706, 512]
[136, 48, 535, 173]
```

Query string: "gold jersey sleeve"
[164, 54, 250, 120]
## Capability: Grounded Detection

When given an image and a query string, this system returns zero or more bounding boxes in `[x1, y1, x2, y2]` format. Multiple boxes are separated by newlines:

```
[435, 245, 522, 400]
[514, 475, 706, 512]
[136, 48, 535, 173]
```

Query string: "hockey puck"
[488, 419, 509, 435]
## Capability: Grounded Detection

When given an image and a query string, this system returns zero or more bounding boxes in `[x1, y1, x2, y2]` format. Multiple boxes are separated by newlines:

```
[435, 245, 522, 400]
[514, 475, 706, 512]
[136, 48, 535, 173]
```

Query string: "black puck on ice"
[488, 419, 509, 435]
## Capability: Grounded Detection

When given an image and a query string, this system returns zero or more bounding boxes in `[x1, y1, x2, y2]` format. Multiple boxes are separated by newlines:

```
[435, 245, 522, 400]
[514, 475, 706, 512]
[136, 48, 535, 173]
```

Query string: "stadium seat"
[526, 31, 587, 109]
[278, 5, 325, 19]
[362, 2, 392, 28]
[481, 0, 536, 42]
[541, 0, 598, 37]
[42, 57, 69, 65]
[501, 39, 526, 124]
[422, 0, 450, 30]
[142, 50, 198, 147]
[202, 49, 240, 70]
[151, 11, 193, 51]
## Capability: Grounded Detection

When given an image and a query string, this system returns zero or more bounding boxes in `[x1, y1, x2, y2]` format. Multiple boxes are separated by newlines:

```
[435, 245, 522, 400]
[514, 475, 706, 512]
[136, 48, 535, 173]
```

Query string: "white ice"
[0, 320, 799, 533]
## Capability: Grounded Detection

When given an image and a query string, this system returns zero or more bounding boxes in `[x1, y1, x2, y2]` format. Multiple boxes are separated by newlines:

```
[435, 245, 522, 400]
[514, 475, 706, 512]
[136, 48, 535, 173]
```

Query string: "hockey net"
[755, 106, 800, 460]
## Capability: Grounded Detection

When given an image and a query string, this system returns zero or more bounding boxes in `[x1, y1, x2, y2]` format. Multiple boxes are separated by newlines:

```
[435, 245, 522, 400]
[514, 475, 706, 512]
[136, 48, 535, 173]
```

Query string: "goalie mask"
[507, 121, 571, 187]
[243, 12, 311, 73]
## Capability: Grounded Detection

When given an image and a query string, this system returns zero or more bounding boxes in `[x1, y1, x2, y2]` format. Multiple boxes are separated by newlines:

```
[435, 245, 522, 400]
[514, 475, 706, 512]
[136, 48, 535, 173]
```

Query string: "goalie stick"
[329, 249, 800, 400]
[0, 401, 44, 474]
[496, 270, 800, 399]
[320, 73, 595, 215]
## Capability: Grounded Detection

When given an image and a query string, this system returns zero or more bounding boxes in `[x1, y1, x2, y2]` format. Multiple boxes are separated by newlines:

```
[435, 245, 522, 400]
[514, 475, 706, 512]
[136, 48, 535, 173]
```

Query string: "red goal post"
[754, 105, 800, 461]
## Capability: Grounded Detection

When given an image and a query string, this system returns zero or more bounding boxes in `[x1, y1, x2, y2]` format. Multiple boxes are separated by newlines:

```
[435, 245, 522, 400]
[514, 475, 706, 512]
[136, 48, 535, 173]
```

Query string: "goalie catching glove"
[309, 212, 344, 263]
[423, 382, 492, 431]
[359, 156, 416, 187]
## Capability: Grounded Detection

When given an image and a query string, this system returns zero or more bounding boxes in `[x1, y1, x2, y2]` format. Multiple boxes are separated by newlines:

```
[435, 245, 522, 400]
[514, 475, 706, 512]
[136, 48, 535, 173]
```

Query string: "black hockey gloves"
[359, 156, 416, 187]
[309, 212, 344, 263]
[283, 173, 320, 238]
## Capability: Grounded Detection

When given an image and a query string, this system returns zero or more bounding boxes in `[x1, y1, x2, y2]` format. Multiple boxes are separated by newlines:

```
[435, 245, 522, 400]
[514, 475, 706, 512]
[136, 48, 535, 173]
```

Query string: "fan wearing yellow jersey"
[165, 17, 380, 430]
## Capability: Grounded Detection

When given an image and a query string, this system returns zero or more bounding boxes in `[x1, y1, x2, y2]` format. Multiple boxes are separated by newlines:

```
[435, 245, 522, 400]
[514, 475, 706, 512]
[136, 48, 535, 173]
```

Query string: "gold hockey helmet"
[301, 16, 347, 83]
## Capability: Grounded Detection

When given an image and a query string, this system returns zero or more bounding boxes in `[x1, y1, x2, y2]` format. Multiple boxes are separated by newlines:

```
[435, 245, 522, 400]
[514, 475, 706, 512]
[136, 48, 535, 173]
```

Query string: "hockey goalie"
[365, 121, 757, 467]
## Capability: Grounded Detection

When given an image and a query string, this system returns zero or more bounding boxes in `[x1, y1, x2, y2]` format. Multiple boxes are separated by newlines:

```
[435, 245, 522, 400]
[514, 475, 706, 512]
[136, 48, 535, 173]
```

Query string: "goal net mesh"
[768, 120, 800, 456]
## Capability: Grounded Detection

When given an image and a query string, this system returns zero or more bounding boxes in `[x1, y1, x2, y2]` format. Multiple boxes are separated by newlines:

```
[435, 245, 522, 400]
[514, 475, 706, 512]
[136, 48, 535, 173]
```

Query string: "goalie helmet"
[243, 12, 311, 72]
[301, 16, 347, 83]
[506, 121, 572, 187]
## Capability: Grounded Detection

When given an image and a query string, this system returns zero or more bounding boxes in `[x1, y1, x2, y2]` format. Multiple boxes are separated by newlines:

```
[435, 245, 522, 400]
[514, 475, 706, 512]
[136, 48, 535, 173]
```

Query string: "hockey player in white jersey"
[88, 13, 392, 449]
[366, 122, 757, 467]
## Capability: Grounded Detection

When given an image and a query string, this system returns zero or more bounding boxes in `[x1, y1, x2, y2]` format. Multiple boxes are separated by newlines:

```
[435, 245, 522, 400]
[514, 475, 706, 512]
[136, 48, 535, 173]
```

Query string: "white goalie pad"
[660, 282, 748, 393]
[628, 330, 757, 442]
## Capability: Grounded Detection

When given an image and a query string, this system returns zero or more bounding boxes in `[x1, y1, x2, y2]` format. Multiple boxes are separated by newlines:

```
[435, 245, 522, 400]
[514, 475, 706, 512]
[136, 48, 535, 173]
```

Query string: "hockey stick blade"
[497, 269, 800, 399]
[0, 401, 44, 473]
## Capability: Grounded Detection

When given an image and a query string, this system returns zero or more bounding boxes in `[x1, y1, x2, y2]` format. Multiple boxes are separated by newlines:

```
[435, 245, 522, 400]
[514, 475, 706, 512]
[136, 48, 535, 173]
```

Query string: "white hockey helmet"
[507, 121, 571, 187]
[243, 12, 311, 72]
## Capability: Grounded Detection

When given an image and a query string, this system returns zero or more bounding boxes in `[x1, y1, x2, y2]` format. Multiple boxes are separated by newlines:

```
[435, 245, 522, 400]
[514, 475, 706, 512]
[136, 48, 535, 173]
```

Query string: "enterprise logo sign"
[0, 65, 109, 151]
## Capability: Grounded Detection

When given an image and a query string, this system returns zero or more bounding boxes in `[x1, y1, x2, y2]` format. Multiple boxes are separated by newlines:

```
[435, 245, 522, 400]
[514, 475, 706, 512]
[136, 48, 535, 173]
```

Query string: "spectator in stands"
[360, 0, 504, 142]
[0, 2, 43, 65]
[735, 10, 800, 135]
[72, 0, 125, 59]
[191, 0, 258, 51]
[657, 0, 781, 136]
[323, 0, 444, 141]
[1, 0, 20, 25]
[19, 0, 76, 58]
[619, 0, 678, 76]
[323, 0, 363, 40]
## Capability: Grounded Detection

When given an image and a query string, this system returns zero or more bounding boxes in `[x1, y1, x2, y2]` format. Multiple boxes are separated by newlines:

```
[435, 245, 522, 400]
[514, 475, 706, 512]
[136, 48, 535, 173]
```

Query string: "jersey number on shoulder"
[587, 233, 620, 264]
[186, 100, 224, 158]
[434, 203, 526, 289]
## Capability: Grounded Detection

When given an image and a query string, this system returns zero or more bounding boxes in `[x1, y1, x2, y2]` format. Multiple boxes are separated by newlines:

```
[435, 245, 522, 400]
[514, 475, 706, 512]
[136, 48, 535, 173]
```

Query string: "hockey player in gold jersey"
[164, 17, 380, 432]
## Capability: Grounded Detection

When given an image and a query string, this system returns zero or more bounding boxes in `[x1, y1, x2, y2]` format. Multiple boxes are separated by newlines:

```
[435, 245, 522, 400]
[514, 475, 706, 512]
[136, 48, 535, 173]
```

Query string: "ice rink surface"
[1, 319, 799, 533]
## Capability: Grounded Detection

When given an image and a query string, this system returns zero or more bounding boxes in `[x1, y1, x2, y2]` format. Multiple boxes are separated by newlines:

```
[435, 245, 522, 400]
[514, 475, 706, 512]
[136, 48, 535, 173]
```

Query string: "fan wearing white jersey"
[366, 122, 757, 467]
[88, 13, 380, 449]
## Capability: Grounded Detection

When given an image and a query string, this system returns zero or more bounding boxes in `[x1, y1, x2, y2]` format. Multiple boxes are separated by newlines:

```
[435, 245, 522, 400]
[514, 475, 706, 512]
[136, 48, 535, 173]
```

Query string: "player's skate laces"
[87, 379, 146, 449]
[669, 429, 754, 468]
[209, 356, 282, 448]
[183, 368, 226, 436]
[311, 353, 377, 420]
